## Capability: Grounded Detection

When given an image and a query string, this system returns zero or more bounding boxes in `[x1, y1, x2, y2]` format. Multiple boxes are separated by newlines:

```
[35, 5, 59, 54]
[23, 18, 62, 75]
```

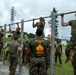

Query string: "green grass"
[6, 38, 11, 42]
[62, 44, 67, 50]
[47, 54, 74, 75]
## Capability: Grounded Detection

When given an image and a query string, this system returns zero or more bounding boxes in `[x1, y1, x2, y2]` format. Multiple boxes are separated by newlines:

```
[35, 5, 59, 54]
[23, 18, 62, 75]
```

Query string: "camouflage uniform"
[65, 20, 76, 75]
[0, 33, 4, 60]
[13, 31, 21, 40]
[29, 57, 46, 75]
[47, 40, 51, 67]
[55, 39, 62, 65]
[36, 22, 45, 37]
[36, 22, 45, 31]
[7, 41, 19, 75]
[65, 41, 70, 63]
[13, 31, 21, 57]
[28, 37, 48, 75]
[22, 38, 29, 63]
[68, 37, 76, 75]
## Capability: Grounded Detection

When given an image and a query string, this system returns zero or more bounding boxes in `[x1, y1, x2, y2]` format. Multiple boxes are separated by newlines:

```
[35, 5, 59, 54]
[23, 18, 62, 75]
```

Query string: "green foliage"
[28, 33, 35, 39]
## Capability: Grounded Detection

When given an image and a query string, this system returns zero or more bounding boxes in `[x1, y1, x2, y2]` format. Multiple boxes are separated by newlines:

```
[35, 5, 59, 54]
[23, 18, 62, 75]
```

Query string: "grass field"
[47, 53, 74, 75]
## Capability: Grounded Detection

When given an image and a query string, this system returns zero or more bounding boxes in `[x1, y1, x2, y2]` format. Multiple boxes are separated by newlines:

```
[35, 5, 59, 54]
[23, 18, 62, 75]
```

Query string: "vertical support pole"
[2, 24, 6, 64]
[19, 19, 24, 75]
[50, 12, 56, 75]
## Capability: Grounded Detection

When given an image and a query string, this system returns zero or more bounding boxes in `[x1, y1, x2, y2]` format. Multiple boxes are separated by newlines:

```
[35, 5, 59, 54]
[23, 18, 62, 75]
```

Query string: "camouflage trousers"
[72, 58, 76, 75]
[9, 53, 18, 75]
[66, 37, 76, 75]
[65, 37, 76, 62]
[0, 44, 3, 60]
[47, 53, 51, 68]
[29, 57, 47, 75]
[65, 37, 76, 56]
[55, 52, 62, 65]
[0, 43, 3, 55]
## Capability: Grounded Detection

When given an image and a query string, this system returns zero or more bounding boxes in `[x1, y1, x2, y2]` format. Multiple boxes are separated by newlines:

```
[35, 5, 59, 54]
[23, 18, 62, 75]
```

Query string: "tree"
[28, 33, 35, 39]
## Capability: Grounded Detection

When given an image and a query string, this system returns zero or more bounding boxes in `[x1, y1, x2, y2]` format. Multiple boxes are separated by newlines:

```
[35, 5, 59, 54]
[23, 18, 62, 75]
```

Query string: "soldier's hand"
[25, 47, 27, 50]
[60, 13, 64, 17]
[69, 56, 73, 62]
[1, 48, 3, 51]
[33, 19, 35, 21]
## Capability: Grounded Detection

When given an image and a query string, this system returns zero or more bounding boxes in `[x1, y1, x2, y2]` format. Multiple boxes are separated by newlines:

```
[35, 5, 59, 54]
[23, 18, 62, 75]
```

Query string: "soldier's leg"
[72, 59, 76, 75]
[0, 45, 3, 60]
[46, 54, 50, 69]
[10, 54, 18, 75]
[59, 54, 62, 65]
[65, 38, 74, 63]
[9, 54, 13, 75]
[25, 50, 27, 64]
[22, 49, 25, 63]
[0, 44, 2, 55]
[55, 53, 58, 64]
[38, 59, 47, 75]
[0, 49, 1, 55]
[29, 58, 38, 75]
[65, 46, 70, 63]
[0, 49, 1, 60]
[5, 50, 9, 60]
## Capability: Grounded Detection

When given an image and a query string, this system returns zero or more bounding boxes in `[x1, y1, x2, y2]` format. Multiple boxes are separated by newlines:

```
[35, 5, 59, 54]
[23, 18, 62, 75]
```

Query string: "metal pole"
[0, 15, 51, 27]
[2, 24, 6, 64]
[58, 11, 76, 16]
[0, 11, 76, 27]
[24, 16, 51, 22]
[50, 12, 56, 75]
[19, 19, 24, 75]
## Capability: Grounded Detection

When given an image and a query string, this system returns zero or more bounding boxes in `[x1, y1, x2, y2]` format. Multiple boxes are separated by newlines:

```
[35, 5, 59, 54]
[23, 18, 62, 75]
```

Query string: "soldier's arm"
[60, 13, 69, 26]
[32, 19, 37, 28]
[69, 50, 74, 61]
[46, 48, 49, 59]
[41, 20, 45, 27]
[55, 44, 58, 49]
[9, 25, 13, 32]
[2, 43, 8, 50]
[60, 44, 63, 53]
[17, 45, 23, 52]
[27, 48, 30, 63]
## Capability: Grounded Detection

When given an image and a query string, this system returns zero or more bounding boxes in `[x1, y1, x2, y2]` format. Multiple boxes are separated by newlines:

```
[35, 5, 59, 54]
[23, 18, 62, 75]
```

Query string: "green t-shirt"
[69, 20, 76, 38]
[13, 31, 21, 39]
[7, 41, 19, 54]
[0, 33, 4, 43]
[28, 36, 48, 57]
[55, 43, 62, 53]
[36, 22, 45, 32]
[47, 40, 51, 48]
[23, 38, 29, 47]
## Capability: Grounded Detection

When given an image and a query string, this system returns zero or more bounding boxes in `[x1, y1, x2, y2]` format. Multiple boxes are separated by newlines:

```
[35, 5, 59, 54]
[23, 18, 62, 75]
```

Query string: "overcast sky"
[0, 0, 76, 39]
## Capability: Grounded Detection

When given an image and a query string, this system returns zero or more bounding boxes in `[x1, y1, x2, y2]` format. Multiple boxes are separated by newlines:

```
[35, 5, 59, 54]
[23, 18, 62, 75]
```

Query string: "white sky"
[0, 0, 76, 39]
